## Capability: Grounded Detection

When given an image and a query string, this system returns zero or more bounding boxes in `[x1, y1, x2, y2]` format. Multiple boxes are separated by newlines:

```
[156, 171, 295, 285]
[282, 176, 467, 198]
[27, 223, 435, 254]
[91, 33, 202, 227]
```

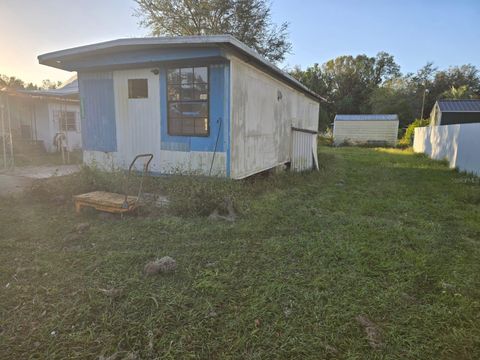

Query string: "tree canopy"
[134, 0, 291, 63]
[291, 55, 480, 130]
[0, 74, 61, 91]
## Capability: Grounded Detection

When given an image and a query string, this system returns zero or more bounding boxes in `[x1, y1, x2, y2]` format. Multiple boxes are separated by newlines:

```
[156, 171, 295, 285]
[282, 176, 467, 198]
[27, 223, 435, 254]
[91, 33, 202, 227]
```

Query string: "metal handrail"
[122, 153, 154, 209]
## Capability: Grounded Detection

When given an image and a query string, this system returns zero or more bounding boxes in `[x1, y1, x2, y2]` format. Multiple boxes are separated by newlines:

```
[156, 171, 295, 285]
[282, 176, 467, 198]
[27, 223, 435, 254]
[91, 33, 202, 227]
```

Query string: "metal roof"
[437, 99, 480, 112]
[19, 76, 78, 98]
[38, 35, 325, 102]
[334, 114, 399, 121]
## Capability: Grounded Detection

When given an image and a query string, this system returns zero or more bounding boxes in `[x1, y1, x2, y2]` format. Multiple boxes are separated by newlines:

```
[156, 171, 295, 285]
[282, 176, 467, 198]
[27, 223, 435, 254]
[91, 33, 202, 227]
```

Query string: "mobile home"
[38, 35, 324, 178]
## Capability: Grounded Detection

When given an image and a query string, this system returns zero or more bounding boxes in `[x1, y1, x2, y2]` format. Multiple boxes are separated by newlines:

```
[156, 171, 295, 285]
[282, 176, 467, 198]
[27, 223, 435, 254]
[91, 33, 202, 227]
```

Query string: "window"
[167, 66, 209, 136]
[128, 79, 148, 99]
[59, 111, 77, 131]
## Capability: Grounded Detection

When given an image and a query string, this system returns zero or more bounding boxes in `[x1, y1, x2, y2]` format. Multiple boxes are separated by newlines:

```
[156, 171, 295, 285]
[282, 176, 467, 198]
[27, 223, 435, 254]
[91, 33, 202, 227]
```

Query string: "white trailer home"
[333, 114, 399, 146]
[38, 35, 324, 178]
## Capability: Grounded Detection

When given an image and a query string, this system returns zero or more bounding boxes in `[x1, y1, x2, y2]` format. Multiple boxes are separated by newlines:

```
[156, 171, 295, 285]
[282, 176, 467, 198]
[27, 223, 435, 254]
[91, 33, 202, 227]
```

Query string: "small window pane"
[167, 69, 181, 84]
[194, 67, 208, 83]
[194, 83, 208, 100]
[195, 118, 208, 135]
[168, 103, 182, 118]
[183, 102, 208, 117]
[180, 68, 194, 84]
[168, 85, 181, 101]
[128, 79, 148, 99]
[182, 118, 195, 134]
[168, 118, 182, 134]
[181, 84, 194, 101]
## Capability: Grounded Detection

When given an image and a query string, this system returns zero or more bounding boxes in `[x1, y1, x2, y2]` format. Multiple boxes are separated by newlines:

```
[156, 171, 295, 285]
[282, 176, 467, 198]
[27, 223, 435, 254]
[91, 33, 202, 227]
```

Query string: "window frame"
[166, 66, 210, 137]
[128, 78, 149, 99]
[59, 111, 77, 132]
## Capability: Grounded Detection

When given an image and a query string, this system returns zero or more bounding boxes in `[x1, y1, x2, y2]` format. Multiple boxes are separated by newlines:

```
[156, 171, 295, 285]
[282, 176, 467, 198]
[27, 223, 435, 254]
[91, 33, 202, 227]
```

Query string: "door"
[113, 69, 161, 171]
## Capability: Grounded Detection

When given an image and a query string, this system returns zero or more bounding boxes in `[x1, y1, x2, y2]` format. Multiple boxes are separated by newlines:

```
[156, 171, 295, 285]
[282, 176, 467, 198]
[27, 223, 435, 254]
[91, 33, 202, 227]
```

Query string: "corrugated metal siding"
[333, 120, 398, 145]
[291, 130, 317, 171]
[79, 72, 117, 152]
[113, 68, 162, 171]
[230, 56, 319, 179]
[438, 100, 480, 112]
[335, 114, 398, 121]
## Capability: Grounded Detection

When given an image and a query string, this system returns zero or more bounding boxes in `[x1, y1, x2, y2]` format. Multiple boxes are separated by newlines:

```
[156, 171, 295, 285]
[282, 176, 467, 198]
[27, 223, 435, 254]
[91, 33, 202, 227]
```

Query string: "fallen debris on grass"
[75, 222, 90, 234]
[98, 288, 123, 299]
[144, 256, 177, 276]
[209, 198, 237, 222]
[355, 315, 383, 349]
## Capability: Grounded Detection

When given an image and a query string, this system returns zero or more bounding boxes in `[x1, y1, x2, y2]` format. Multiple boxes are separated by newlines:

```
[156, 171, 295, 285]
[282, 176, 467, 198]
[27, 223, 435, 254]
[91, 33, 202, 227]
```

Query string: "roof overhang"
[38, 35, 326, 103]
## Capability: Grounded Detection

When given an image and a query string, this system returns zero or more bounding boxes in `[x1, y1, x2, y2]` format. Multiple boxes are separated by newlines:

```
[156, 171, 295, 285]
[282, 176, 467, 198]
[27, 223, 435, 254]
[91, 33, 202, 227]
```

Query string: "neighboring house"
[333, 114, 399, 146]
[430, 99, 480, 126]
[0, 77, 81, 153]
[38, 35, 324, 178]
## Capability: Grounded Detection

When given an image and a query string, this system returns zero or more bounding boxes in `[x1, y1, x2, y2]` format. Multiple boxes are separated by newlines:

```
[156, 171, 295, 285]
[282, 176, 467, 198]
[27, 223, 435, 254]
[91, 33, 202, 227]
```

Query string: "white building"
[0, 77, 81, 153]
[333, 114, 399, 146]
[38, 35, 324, 178]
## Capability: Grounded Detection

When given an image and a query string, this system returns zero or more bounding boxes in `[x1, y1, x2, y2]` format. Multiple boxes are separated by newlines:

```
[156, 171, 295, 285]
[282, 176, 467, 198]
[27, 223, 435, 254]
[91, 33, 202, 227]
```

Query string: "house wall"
[80, 61, 229, 176]
[47, 102, 81, 152]
[229, 56, 319, 179]
[413, 124, 480, 176]
[333, 120, 398, 146]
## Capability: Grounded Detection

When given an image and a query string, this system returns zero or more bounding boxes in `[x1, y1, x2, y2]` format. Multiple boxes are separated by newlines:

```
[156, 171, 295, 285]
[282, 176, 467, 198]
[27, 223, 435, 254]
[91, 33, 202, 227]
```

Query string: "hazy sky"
[1, 0, 479, 85]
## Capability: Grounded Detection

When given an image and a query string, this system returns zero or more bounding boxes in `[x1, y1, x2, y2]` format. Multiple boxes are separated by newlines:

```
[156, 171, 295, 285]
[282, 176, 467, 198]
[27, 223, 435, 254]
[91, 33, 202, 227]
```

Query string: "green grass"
[1, 146, 479, 359]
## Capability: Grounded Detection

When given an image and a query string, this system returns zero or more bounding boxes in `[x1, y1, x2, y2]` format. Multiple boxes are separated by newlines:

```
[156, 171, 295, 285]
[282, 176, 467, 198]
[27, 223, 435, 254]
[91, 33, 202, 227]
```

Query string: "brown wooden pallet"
[73, 191, 138, 214]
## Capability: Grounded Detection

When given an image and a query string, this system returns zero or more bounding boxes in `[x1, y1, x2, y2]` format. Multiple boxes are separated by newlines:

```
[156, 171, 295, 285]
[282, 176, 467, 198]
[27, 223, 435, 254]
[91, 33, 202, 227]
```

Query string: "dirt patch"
[0, 175, 32, 197]
[355, 315, 383, 349]
[144, 256, 177, 276]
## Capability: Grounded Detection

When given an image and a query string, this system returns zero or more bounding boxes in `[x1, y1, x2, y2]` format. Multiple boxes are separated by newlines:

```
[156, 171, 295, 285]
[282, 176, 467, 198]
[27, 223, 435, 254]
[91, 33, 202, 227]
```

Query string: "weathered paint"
[229, 56, 319, 179]
[113, 68, 161, 171]
[291, 130, 318, 172]
[78, 72, 117, 152]
[333, 119, 398, 146]
[82, 64, 228, 176]
[413, 124, 480, 176]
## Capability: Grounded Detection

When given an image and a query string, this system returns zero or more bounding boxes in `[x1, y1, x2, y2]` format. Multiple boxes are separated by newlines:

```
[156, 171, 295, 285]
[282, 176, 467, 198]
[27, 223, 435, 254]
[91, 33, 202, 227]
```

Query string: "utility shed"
[430, 99, 480, 126]
[333, 114, 399, 146]
[38, 35, 324, 178]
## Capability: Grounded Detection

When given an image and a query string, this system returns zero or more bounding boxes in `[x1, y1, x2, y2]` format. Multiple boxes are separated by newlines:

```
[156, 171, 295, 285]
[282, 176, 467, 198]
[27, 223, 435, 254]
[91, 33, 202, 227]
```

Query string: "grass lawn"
[1, 146, 479, 359]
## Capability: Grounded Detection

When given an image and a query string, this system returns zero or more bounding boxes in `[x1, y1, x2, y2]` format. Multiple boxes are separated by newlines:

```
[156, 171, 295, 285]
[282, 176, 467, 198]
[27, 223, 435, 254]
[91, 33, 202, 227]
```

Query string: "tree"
[41, 79, 62, 90]
[134, 0, 291, 62]
[440, 85, 477, 100]
[0, 74, 25, 90]
[291, 52, 402, 128]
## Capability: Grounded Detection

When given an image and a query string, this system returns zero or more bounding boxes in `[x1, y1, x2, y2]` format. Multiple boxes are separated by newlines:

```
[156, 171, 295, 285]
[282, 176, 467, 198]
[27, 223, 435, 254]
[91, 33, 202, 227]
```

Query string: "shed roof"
[38, 35, 325, 102]
[437, 99, 480, 112]
[334, 114, 399, 121]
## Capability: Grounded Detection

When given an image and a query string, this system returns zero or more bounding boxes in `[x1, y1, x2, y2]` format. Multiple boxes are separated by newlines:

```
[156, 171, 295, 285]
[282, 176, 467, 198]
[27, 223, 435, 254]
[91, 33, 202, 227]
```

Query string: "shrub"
[399, 118, 430, 147]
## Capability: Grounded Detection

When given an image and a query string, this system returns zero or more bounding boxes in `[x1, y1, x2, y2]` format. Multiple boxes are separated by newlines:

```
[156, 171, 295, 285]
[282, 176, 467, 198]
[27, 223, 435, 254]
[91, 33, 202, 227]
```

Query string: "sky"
[0, 0, 479, 85]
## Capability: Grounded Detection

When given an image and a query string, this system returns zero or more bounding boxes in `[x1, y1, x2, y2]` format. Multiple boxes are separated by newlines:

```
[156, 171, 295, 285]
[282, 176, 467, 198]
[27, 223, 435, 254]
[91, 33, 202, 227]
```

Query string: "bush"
[398, 118, 430, 147]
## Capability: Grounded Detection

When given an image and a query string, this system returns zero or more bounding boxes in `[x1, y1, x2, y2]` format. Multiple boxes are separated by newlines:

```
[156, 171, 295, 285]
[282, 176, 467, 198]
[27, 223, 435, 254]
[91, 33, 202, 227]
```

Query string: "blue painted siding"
[160, 63, 230, 154]
[79, 72, 117, 152]
[64, 48, 223, 72]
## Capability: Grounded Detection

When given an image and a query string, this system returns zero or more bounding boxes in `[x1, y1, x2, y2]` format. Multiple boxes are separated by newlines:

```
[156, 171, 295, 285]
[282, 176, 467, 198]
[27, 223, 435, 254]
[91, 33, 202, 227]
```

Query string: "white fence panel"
[291, 129, 318, 172]
[413, 124, 480, 176]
